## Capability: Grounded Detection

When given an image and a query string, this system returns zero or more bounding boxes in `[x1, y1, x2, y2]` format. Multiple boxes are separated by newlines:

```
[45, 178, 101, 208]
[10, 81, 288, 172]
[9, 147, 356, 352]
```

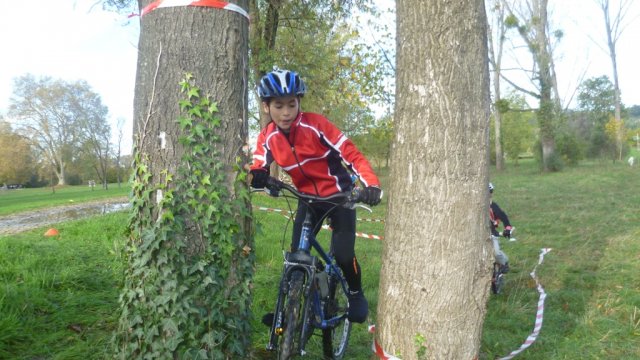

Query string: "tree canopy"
[9, 75, 110, 185]
[0, 120, 34, 185]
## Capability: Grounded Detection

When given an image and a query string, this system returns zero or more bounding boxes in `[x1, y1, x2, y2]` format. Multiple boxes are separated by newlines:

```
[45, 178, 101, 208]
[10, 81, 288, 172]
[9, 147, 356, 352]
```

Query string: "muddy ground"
[0, 197, 130, 236]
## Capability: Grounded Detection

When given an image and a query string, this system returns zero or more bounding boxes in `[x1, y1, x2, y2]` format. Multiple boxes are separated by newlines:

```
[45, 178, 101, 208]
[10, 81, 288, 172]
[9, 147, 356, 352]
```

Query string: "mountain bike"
[260, 177, 366, 359]
[491, 229, 515, 295]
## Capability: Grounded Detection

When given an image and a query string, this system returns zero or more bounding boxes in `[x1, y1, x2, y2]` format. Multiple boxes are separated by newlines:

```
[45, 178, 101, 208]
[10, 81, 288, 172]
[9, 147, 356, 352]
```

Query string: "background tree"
[113, 1, 252, 358]
[247, 0, 393, 176]
[503, 0, 563, 171]
[490, 94, 535, 165]
[114, 117, 127, 187]
[376, 0, 491, 358]
[604, 114, 626, 161]
[577, 75, 617, 159]
[596, 0, 634, 127]
[487, 0, 509, 170]
[9, 75, 108, 185]
[351, 114, 394, 168]
[0, 120, 34, 185]
[248, 0, 384, 123]
[77, 90, 111, 189]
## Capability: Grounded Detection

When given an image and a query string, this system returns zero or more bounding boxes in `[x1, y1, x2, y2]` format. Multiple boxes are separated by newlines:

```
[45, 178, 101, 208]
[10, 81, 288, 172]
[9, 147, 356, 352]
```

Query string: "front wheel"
[321, 273, 351, 359]
[278, 270, 305, 360]
[491, 263, 504, 294]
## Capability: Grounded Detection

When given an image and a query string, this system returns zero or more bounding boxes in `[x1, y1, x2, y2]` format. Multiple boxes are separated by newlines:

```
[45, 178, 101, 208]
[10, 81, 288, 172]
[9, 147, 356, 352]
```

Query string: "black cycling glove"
[361, 186, 382, 206]
[250, 169, 269, 189]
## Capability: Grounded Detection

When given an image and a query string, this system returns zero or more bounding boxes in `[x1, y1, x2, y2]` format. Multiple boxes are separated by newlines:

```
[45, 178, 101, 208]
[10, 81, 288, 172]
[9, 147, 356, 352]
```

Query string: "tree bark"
[133, 3, 249, 186]
[117, 0, 251, 357]
[377, 0, 492, 358]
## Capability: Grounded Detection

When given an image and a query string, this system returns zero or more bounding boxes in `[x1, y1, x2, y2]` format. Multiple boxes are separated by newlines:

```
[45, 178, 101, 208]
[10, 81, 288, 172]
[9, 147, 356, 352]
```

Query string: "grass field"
[1, 161, 639, 359]
[0, 183, 130, 216]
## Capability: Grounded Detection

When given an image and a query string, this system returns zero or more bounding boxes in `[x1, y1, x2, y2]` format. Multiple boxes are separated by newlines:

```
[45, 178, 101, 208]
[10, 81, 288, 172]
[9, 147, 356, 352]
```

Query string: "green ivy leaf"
[161, 210, 174, 221]
[187, 86, 200, 99]
[189, 106, 202, 118]
[201, 174, 211, 186]
[118, 73, 253, 359]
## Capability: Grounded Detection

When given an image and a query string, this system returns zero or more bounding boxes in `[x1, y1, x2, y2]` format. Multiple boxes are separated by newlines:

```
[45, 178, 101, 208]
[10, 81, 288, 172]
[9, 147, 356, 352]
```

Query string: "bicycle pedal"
[262, 313, 274, 327]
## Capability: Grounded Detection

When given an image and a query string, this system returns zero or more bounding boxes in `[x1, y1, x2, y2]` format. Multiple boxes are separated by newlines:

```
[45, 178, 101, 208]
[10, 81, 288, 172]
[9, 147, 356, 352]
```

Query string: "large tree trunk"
[535, 0, 557, 171]
[376, 0, 492, 358]
[115, 1, 252, 358]
[132, 3, 249, 185]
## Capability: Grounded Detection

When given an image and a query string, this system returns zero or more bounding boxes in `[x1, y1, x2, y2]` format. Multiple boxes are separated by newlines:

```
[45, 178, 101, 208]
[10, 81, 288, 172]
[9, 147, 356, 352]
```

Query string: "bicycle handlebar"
[495, 227, 516, 241]
[265, 177, 363, 205]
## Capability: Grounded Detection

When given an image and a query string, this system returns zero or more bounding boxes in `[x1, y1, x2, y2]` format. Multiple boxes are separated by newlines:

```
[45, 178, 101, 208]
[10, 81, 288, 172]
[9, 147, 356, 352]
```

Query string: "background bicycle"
[491, 228, 516, 295]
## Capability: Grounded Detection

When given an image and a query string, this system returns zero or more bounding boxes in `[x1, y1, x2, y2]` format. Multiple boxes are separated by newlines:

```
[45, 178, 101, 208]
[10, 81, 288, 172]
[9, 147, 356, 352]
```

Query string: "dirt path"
[0, 197, 130, 236]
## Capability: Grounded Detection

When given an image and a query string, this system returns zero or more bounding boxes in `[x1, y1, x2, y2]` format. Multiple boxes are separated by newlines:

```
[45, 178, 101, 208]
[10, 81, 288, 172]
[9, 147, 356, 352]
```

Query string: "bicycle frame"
[267, 206, 350, 353]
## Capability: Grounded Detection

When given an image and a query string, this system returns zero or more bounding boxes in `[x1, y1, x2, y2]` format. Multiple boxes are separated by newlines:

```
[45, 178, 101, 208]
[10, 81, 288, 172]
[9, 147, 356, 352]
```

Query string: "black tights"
[292, 199, 362, 291]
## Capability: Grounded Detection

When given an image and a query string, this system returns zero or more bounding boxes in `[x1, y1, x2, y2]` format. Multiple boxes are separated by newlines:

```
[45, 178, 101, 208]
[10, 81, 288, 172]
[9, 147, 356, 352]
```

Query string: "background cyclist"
[489, 182, 512, 273]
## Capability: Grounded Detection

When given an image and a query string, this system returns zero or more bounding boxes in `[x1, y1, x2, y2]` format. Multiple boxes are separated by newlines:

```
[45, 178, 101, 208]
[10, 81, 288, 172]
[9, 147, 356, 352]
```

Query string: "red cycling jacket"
[251, 112, 380, 196]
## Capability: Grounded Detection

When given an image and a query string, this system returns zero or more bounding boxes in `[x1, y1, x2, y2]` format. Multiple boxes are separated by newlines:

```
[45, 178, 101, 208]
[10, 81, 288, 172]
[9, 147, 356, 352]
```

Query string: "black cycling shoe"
[347, 290, 368, 323]
[262, 312, 274, 327]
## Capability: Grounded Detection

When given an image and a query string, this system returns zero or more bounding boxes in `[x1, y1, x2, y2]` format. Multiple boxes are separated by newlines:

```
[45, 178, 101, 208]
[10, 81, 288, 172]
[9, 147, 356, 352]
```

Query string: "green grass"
[0, 212, 126, 359]
[1, 162, 639, 358]
[0, 184, 130, 216]
[481, 159, 640, 359]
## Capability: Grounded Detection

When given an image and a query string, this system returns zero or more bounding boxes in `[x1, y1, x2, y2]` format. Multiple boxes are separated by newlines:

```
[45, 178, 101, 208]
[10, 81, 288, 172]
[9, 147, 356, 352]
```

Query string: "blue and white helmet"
[258, 69, 307, 99]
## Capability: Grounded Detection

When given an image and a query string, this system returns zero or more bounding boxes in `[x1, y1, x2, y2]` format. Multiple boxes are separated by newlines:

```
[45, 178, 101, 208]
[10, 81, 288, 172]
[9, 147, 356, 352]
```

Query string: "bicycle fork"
[266, 257, 317, 352]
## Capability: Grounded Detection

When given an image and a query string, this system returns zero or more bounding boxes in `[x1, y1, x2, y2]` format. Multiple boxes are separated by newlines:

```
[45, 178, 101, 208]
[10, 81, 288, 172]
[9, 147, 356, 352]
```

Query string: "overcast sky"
[0, 0, 638, 155]
[0, 0, 139, 153]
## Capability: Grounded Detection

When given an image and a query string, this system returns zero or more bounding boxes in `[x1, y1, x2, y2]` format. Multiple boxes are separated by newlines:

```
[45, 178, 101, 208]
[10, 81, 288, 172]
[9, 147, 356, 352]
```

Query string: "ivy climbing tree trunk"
[504, 0, 559, 171]
[535, 0, 557, 172]
[115, 1, 253, 358]
[375, 0, 491, 358]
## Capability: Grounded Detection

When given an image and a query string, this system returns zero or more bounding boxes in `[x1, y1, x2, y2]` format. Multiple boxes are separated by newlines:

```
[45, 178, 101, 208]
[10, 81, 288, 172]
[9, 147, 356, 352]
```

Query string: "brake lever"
[264, 177, 284, 197]
[353, 204, 373, 213]
[264, 183, 282, 197]
[346, 188, 373, 212]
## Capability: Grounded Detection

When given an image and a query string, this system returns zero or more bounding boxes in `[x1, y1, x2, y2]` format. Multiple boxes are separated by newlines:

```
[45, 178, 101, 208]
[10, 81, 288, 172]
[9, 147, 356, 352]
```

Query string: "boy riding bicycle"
[249, 69, 382, 323]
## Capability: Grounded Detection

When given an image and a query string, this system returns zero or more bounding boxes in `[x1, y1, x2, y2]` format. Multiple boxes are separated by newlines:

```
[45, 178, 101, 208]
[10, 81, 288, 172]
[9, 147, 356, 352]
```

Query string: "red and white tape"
[253, 206, 384, 240]
[129, 0, 249, 19]
[498, 248, 552, 359]
[368, 325, 401, 360]
[320, 224, 383, 240]
[254, 206, 384, 223]
[254, 206, 293, 215]
[358, 217, 385, 223]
